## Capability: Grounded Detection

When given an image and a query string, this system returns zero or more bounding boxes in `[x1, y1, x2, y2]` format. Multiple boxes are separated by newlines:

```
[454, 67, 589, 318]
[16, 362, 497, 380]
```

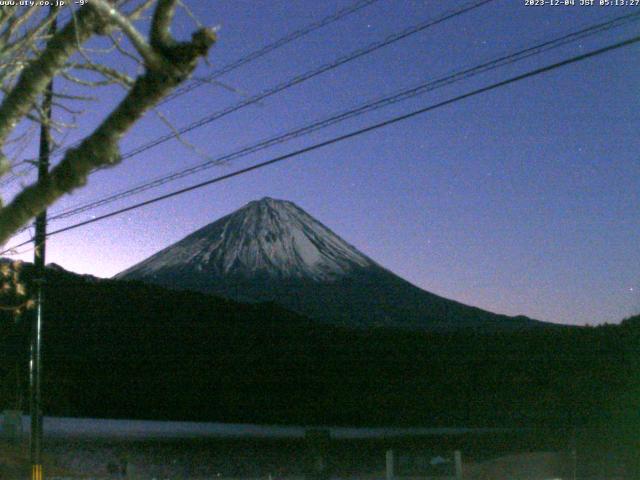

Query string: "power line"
[46, 10, 640, 222]
[117, 0, 494, 161]
[3, 32, 637, 255]
[162, 0, 382, 104]
[2, 0, 494, 187]
[0, 0, 382, 186]
[36, 0, 491, 171]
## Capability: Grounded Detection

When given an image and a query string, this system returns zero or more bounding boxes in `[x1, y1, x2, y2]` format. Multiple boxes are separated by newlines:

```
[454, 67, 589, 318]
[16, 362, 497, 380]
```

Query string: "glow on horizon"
[3, 1, 639, 327]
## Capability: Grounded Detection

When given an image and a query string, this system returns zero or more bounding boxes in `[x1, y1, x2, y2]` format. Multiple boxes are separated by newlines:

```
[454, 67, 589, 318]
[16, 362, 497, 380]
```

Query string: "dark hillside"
[0, 263, 636, 433]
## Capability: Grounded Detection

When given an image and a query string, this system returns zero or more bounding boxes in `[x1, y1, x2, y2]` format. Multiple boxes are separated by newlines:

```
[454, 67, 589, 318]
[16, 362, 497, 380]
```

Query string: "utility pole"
[30, 10, 56, 480]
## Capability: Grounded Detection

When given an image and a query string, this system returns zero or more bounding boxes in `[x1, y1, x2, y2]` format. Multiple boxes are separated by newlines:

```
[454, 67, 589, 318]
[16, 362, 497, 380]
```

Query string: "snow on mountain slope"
[117, 197, 544, 330]
[116, 197, 375, 282]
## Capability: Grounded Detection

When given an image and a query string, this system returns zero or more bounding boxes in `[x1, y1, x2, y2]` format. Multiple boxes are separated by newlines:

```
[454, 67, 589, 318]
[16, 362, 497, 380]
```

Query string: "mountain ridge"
[116, 197, 378, 282]
[116, 197, 546, 330]
[2, 257, 622, 430]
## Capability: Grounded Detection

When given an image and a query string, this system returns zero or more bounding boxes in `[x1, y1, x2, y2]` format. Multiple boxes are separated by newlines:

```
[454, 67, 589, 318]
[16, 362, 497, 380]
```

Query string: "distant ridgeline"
[0, 260, 638, 436]
[115, 198, 547, 331]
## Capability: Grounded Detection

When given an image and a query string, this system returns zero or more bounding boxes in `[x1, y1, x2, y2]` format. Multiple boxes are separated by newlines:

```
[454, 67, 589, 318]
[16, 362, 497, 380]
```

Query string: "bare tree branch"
[91, 0, 163, 69]
[0, 6, 105, 147]
[0, 2, 216, 244]
[126, 0, 158, 21]
[69, 63, 135, 87]
[150, 0, 177, 49]
[108, 31, 145, 66]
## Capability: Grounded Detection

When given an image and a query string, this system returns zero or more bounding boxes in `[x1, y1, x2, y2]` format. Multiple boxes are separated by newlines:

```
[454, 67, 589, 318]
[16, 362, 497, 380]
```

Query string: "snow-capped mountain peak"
[116, 197, 544, 330]
[117, 198, 375, 282]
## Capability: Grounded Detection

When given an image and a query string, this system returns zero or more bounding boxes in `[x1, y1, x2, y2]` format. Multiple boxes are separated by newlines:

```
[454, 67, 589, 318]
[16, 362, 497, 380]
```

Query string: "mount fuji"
[116, 197, 542, 330]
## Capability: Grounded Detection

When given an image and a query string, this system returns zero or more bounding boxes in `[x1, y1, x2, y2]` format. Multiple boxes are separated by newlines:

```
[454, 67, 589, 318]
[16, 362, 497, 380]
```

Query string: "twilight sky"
[3, 0, 639, 326]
